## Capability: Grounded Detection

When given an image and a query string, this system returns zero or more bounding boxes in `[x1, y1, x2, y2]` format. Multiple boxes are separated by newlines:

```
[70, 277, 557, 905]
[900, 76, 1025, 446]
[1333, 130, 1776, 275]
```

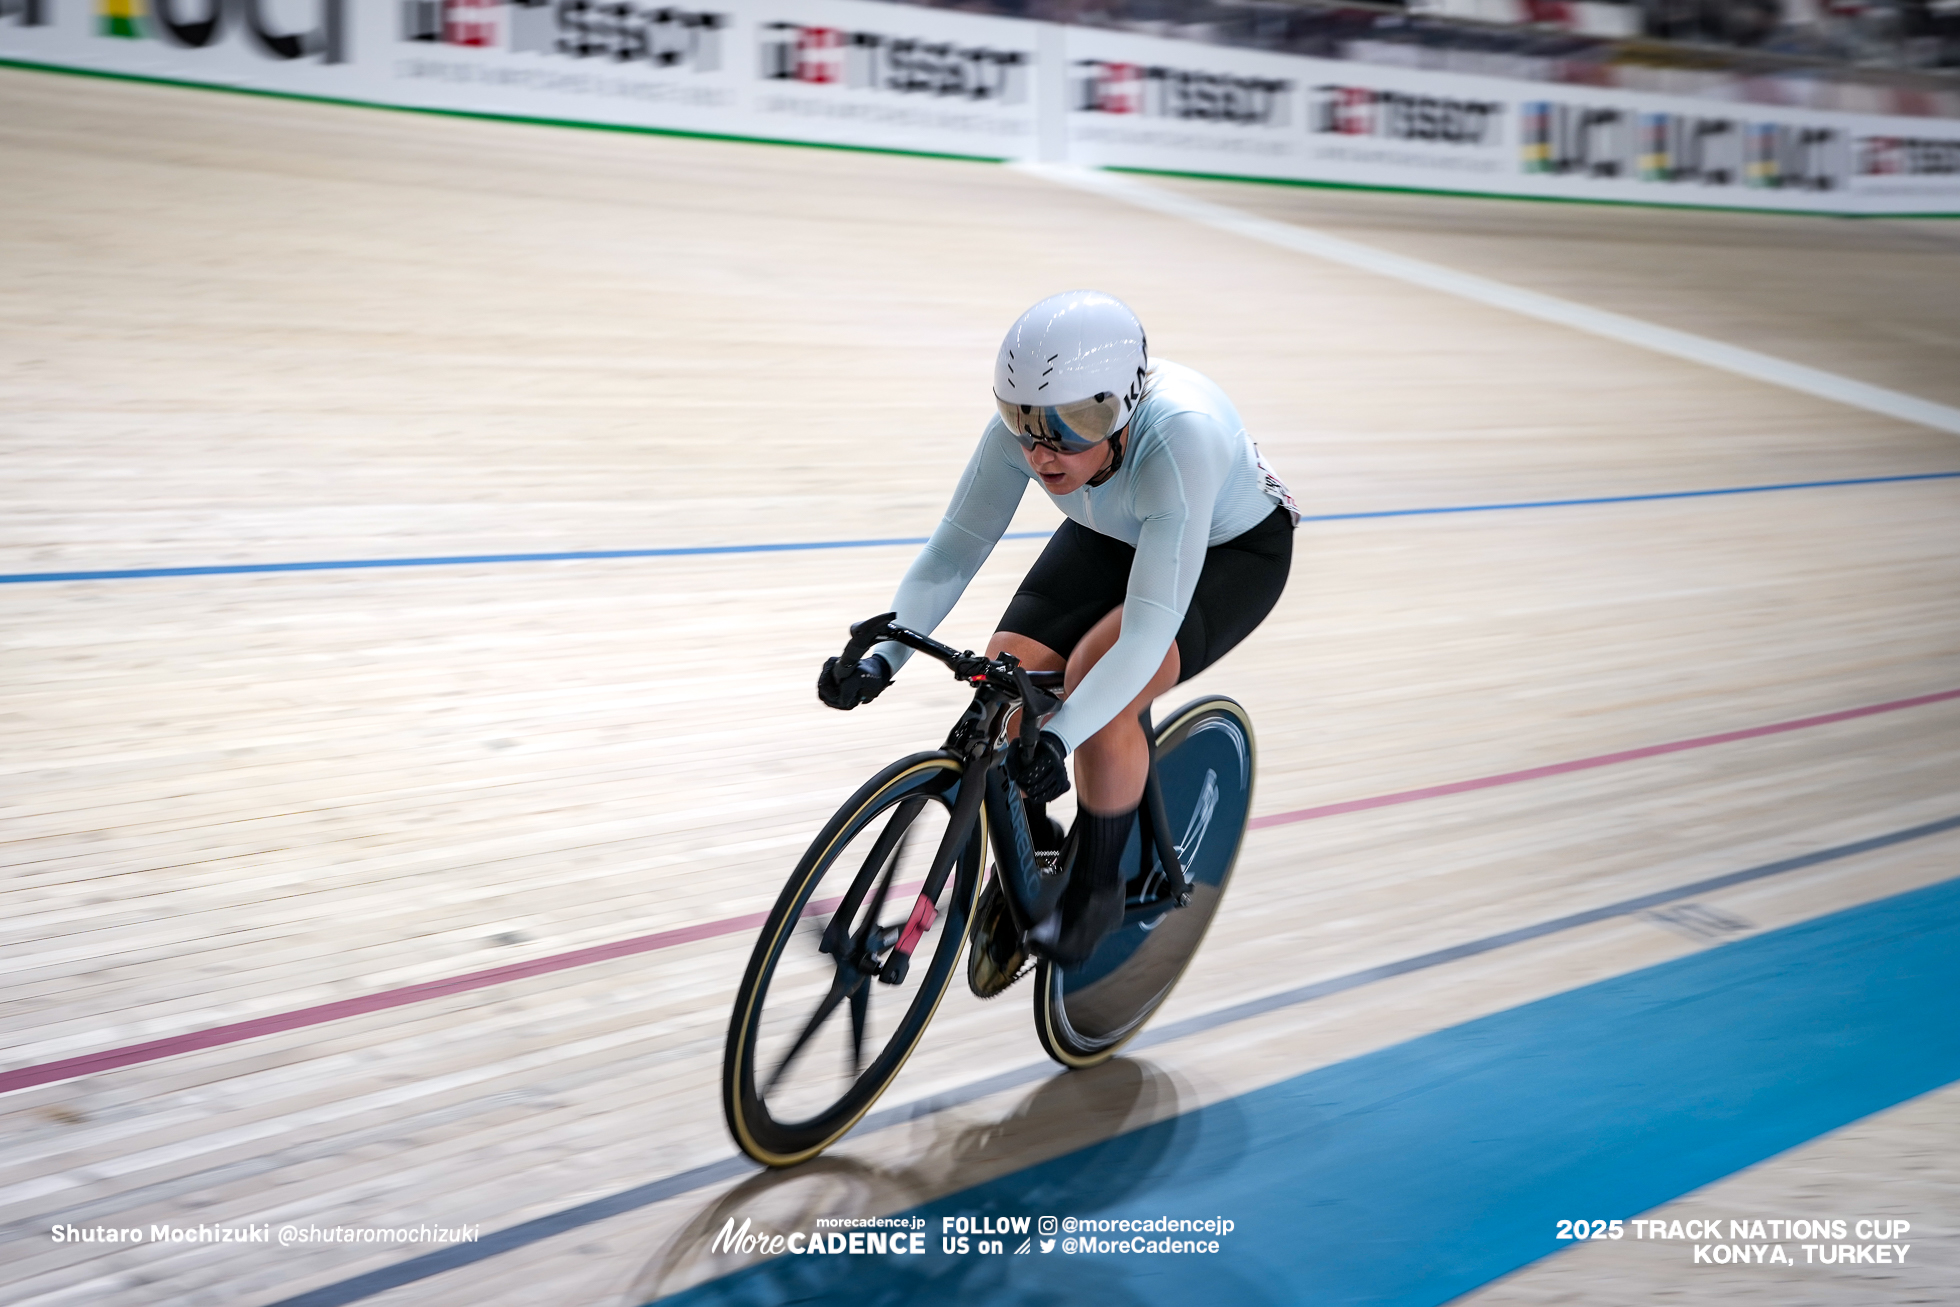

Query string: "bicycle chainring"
[967, 875, 1032, 999]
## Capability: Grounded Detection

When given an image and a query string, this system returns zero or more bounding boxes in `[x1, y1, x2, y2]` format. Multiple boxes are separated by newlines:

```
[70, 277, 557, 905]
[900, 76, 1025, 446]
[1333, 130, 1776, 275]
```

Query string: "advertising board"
[1058, 24, 1960, 214]
[0, 0, 1039, 156]
[2, 0, 1956, 213]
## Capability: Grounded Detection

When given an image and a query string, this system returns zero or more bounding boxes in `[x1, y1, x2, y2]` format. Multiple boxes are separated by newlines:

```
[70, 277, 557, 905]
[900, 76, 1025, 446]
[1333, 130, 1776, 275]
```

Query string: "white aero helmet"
[994, 291, 1148, 454]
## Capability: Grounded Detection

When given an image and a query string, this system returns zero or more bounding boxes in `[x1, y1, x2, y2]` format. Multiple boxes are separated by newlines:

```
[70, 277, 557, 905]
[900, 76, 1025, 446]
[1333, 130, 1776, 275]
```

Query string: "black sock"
[1025, 798, 1064, 852]
[1038, 806, 1136, 963]
[1076, 807, 1137, 897]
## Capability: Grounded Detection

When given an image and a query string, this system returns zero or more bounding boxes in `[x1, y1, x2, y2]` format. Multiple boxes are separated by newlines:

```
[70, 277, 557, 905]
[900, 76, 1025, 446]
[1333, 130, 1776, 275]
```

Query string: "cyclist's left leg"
[1027, 609, 1178, 962]
[1041, 506, 1295, 962]
[1064, 608, 1181, 814]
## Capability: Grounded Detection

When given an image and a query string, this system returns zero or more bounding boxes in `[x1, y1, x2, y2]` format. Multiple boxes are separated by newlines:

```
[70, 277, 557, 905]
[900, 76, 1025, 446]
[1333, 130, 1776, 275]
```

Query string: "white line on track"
[1020, 164, 1960, 439]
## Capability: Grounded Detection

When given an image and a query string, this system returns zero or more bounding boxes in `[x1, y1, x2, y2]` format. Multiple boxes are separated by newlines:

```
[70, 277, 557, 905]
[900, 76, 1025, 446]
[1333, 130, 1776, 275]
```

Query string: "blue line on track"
[661, 874, 1960, 1307]
[260, 814, 1960, 1307]
[0, 533, 1051, 586]
[4, 471, 1955, 586]
[1295, 469, 1960, 521]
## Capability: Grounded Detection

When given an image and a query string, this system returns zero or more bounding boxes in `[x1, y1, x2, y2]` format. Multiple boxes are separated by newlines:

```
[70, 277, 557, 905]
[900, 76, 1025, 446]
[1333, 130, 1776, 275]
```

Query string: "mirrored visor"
[995, 392, 1124, 455]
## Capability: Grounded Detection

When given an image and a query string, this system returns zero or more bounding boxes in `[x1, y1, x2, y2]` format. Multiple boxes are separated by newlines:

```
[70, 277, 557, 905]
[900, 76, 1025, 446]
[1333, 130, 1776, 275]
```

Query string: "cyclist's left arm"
[1043, 414, 1223, 753]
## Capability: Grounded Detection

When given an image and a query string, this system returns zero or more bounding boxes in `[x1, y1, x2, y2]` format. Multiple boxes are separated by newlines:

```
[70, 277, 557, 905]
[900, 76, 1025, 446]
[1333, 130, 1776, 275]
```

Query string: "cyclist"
[819, 290, 1296, 969]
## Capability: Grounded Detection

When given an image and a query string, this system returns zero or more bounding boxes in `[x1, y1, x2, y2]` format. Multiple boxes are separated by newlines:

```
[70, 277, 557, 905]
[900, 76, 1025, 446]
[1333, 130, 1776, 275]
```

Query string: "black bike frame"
[835, 612, 1191, 980]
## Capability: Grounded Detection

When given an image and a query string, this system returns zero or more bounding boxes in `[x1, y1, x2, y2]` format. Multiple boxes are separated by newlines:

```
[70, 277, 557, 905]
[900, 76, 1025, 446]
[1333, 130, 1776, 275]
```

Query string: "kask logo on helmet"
[994, 291, 1149, 453]
[759, 22, 1028, 102]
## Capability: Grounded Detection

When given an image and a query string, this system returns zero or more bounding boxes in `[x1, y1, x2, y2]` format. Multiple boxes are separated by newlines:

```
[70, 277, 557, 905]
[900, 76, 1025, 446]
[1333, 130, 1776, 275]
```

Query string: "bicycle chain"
[973, 957, 1034, 998]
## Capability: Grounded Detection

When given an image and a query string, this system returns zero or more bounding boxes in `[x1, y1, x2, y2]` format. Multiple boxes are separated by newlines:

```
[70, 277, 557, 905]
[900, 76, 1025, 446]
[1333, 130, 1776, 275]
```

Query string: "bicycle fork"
[879, 746, 988, 986]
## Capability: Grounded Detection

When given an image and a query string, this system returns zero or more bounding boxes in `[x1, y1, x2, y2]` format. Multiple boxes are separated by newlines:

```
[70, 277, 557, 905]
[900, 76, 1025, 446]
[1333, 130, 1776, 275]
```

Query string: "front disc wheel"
[724, 753, 983, 1167]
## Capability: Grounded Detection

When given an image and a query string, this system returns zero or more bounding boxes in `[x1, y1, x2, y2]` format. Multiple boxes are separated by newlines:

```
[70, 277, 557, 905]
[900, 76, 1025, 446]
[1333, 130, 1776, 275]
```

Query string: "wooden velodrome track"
[3, 62, 1958, 1306]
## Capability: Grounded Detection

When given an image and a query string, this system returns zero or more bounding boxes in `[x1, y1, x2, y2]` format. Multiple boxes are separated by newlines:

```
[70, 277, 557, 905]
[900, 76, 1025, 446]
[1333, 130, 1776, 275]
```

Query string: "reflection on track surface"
[257, 815, 1960, 1306]
[662, 877, 1960, 1307]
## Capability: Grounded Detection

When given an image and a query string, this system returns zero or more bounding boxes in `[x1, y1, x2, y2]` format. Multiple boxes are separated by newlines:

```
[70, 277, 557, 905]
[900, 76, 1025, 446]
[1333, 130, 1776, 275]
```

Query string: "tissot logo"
[759, 22, 1027, 102]
[1312, 85, 1500, 145]
[88, 0, 346, 60]
[1857, 134, 1959, 176]
[1075, 60, 1289, 125]
[400, 0, 724, 67]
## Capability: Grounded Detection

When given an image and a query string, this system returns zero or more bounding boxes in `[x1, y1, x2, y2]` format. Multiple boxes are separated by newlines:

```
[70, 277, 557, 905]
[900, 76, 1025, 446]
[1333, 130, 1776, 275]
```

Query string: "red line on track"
[5, 686, 1957, 1098]
[1246, 686, 1960, 829]
[0, 915, 773, 1098]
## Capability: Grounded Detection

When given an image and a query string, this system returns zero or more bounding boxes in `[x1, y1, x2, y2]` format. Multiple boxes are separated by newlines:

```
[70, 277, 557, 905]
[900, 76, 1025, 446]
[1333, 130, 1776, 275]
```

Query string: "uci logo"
[94, 0, 346, 63]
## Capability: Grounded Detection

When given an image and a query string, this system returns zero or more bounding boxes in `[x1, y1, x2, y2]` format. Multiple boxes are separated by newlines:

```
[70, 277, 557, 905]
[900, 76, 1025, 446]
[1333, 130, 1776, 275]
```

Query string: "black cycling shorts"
[997, 504, 1293, 682]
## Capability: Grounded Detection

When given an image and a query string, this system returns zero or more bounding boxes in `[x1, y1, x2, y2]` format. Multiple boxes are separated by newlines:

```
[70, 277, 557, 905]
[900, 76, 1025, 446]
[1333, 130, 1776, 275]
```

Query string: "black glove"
[1004, 730, 1070, 802]
[818, 653, 892, 711]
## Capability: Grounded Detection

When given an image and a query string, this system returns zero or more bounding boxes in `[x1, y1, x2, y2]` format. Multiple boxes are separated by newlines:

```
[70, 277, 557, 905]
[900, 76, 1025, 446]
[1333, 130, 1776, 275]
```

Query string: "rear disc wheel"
[1034, 697, 1254, 1068]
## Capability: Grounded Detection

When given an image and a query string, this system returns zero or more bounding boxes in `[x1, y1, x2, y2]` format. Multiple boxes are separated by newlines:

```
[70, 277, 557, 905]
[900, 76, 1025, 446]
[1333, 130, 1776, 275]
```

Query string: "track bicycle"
[722, 613, 1255, 1167]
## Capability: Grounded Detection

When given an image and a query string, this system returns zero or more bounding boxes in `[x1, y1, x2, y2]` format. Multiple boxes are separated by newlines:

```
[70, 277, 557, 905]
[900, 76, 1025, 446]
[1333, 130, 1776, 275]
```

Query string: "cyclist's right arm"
[871, 421, 1031, 675]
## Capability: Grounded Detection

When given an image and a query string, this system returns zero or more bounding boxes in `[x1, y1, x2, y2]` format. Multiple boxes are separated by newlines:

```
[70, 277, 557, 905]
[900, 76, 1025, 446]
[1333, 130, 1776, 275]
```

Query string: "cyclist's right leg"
[966, 630, 1067, 997]
[1028, 607, 1179, 962]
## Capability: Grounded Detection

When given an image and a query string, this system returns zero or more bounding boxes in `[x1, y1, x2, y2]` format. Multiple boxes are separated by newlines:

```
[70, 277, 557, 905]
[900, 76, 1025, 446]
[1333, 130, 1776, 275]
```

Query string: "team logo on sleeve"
[1253, 444, 1299, 524]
